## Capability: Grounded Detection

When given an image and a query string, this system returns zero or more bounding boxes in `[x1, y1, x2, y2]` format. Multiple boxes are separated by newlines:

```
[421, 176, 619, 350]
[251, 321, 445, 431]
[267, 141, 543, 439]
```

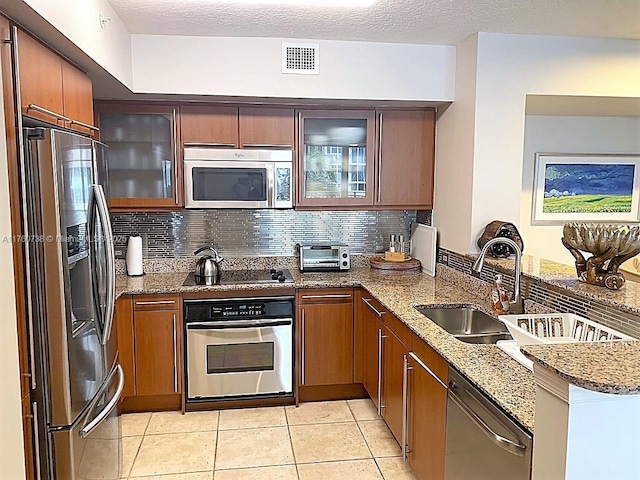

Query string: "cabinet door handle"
[377, 328, 388, 415]
[173, 313, 178, 392]
[242, 143, 293, 149]
[362, 297, 385, 317]
[377, 112, 383, 203]
[27, 104, 70, 122]
[135, 300, 176, 306]
[173, 108, 179, 204]
[402, 354, 414, 461]
[409, 352, 448, 390]
[298, 111, 304, 200]
[70, 119, 100, 132]
[300, 294, 352, 300]
[183, 142, 236, 148]
[301, 308, 306, 385]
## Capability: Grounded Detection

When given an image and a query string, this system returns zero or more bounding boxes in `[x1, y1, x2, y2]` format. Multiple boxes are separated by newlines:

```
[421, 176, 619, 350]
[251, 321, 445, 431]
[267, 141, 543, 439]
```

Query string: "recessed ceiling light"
[206, 0, 377, 6]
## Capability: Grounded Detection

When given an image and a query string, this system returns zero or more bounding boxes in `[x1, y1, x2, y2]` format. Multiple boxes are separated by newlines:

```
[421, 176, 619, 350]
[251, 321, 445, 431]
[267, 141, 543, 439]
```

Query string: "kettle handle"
[194, 246, 224, 263]
[194, 246, 213, 255]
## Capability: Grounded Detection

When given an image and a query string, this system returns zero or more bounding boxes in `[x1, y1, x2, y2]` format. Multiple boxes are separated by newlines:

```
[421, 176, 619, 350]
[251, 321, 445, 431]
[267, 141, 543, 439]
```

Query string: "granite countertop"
[475, 253, 640, 317]
[521, 342, 640, 395]
[116, 266, 537, 433]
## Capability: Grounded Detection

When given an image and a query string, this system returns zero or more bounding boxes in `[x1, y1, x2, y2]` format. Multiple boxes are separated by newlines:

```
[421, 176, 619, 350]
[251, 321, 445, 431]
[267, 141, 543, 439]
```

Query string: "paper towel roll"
[126, 236, 144, 276]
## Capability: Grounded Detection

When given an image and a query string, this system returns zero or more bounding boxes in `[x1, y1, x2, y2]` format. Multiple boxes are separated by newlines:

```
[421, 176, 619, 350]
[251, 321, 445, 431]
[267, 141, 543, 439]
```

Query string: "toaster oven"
[300, 245, 350, 272]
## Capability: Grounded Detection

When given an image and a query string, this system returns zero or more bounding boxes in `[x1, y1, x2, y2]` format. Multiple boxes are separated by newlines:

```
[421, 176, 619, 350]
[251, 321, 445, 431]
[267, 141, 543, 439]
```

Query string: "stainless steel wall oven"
[184, 296, 294, 402]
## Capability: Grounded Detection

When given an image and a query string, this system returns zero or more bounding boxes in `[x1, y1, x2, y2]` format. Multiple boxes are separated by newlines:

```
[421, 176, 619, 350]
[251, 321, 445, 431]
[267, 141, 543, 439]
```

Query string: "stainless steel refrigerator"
[22, 126, 121, 480]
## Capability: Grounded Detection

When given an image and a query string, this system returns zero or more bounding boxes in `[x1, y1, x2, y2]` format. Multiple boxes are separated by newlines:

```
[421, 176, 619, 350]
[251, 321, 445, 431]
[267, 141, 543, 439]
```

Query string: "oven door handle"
[186, 319, 293, 329]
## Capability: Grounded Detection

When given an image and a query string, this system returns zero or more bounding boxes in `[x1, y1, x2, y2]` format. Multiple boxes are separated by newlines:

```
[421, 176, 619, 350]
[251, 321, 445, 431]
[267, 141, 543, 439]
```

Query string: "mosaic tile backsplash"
[111, 209, 420, 258]
[438, 248, 640, 340]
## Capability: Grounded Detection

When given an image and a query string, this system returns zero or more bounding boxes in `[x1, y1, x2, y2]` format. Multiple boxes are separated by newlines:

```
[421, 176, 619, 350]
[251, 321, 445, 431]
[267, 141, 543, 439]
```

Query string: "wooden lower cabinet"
[298, 289, 354, 387]
[115, 296, 135, 399]
[116, 294, 182, 410]
[380, 326, 409, 442]
[406, 341, 448, 480]
[134, 309, 180, 396]
[358, 292, 385, 405]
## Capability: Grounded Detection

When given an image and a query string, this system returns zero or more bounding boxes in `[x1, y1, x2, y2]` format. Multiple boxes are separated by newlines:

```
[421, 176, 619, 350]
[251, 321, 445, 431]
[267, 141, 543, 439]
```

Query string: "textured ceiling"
[106, 0, 640, 45]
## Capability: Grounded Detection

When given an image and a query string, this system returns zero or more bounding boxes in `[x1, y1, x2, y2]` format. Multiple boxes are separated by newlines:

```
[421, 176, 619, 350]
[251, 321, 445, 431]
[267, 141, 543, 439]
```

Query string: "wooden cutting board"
[370, 256, 421, 272]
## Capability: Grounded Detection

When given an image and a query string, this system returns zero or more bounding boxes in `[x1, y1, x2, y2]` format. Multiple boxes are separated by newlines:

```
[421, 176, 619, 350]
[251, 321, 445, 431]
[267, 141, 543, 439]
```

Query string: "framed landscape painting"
[532, 153, 640, 225]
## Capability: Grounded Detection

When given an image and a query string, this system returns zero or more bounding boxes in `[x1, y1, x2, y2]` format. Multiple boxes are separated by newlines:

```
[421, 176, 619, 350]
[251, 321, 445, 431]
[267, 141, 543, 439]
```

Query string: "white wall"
[131, 35, 455, 101]
[22, 0, 133, 88]
[433, 34, 477, 253]
[0, 59, 25, 480]
[434, 32, 640, 253]
[520, 115, 640, 265]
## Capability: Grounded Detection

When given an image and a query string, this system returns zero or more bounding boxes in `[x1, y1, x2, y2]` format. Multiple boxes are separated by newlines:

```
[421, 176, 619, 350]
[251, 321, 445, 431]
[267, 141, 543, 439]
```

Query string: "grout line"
[125, 436, 144, 480]
[354, 417, 377, 461]
[212, 412, 220, 474]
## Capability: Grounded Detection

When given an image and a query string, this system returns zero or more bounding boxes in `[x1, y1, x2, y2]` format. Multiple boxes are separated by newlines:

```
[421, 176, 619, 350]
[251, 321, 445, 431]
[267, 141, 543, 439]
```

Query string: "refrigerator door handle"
[93, 184, 116, 345]
[87, 185, 105, 340]
[81, 364, 123, 439]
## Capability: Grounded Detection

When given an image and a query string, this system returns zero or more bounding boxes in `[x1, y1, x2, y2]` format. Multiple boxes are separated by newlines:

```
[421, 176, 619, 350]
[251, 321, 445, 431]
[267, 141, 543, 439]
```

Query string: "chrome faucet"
[472, 237, 524, 314]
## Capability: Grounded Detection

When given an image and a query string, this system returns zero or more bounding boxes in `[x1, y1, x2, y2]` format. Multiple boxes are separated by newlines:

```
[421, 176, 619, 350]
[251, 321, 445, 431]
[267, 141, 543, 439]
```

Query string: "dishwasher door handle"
[448, 386, 526, 457]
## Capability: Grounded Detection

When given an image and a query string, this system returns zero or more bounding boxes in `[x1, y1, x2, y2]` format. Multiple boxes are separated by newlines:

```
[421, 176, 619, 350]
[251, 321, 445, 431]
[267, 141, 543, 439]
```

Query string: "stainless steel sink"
[415, 306, 512, 344]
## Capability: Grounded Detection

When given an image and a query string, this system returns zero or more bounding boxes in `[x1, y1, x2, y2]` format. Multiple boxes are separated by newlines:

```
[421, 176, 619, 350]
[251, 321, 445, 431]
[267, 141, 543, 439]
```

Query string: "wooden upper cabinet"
[61, 61, 95, 135]
[181, 105, 239, 147]
[16, 29, 64, 124]
[239, 107, 294, 148]
[297, 109, 376, 207]
[96, 103, 182, 209]
[376, 109, 436, 208]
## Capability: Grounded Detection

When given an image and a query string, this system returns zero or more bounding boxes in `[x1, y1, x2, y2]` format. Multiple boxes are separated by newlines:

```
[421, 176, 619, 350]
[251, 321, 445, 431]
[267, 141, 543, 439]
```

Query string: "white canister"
[126, 235, 144, 276]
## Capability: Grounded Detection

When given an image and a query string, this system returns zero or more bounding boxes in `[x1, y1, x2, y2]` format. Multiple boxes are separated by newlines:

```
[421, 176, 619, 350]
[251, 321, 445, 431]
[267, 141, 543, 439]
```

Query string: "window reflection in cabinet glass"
[303, 118, 368, 199]
[99, 113, 173, 199]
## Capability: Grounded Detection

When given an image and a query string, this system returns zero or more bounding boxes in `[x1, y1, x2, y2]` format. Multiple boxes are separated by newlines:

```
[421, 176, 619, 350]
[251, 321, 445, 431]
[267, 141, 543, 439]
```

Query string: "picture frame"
[532, 153, 640, 225]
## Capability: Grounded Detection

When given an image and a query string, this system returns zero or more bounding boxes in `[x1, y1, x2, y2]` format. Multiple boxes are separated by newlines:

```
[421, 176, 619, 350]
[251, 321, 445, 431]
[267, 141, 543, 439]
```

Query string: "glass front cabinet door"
[297, 110, 375, 207]
[96, 104, 181, 209]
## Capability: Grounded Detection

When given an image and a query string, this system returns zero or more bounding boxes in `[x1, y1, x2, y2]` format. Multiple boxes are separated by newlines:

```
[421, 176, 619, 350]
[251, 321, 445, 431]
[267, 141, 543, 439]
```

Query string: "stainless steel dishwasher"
[445, 368, 532, 480]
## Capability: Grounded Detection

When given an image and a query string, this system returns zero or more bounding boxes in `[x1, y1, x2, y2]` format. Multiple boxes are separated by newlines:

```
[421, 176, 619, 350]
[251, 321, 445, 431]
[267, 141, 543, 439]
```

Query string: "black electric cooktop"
[182, 268, 295, 286]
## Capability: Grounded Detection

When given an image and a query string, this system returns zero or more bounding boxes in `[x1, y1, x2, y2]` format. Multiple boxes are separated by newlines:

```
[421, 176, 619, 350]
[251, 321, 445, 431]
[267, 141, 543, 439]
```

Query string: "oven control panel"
[184, 297, 294, 322]
[211, 304, 266, 317]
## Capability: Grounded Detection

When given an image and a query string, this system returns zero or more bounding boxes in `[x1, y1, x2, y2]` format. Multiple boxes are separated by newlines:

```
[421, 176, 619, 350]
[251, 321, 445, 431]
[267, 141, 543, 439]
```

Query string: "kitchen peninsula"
[114, 248, 640, 480]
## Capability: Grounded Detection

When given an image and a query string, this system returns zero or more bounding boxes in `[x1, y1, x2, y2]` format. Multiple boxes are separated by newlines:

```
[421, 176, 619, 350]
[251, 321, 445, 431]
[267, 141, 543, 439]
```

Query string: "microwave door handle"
[267, 164, 275, 208]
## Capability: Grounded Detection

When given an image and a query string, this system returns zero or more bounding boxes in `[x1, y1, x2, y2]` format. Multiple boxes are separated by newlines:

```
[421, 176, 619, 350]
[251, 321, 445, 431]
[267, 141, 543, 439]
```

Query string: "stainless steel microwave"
[184, 148, 294, 209]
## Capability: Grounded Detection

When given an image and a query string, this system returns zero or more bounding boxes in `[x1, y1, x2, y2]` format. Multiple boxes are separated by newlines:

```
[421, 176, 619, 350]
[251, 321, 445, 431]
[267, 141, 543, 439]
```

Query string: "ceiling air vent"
[282, 43, 319, 75]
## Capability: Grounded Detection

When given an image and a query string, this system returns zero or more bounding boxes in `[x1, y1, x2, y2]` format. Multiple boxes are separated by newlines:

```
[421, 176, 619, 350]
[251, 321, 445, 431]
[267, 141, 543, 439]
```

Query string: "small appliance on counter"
[193, 246, 224, 285]
[299, 244, 350, 272]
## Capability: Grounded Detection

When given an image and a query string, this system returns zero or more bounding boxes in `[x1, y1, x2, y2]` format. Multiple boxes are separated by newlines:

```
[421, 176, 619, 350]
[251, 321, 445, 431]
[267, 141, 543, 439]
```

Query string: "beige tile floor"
[121, 399, 417, 480]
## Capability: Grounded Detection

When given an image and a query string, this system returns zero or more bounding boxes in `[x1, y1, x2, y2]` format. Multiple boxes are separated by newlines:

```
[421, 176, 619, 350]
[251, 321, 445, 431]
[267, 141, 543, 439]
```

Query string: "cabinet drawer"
[360, 293, 412, 348]
[411, 336, 448, 384]
[133, 294, 180, 311]
[385, 313, 413, 349]
[298, 288, 354, 304]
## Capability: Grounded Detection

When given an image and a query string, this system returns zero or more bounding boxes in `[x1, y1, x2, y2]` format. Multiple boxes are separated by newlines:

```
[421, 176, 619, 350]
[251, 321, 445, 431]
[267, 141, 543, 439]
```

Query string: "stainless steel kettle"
[194, 246, 224, 285]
